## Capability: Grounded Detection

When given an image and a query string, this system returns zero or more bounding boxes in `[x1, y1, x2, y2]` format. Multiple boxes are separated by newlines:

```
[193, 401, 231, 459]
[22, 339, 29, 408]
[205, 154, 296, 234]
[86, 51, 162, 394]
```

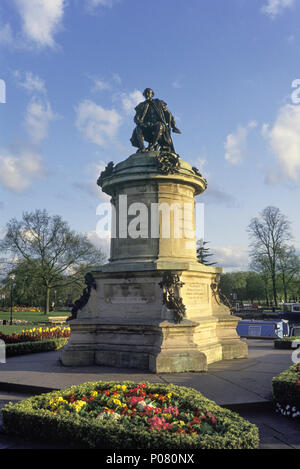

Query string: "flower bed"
[274, 337, 300, 350]
[1, 381, 259, 449]
[11, 307, 41, 313]
[272, 364, 300, 419]
[0, 326, 70, 344]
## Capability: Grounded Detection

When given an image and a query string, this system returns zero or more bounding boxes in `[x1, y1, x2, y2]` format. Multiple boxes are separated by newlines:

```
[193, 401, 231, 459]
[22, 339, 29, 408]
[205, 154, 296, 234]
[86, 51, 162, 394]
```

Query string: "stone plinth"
[60, 151, 247, 372]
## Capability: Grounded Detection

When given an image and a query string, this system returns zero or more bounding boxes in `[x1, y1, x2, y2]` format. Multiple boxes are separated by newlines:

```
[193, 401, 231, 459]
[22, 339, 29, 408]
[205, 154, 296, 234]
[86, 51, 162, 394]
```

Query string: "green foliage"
[5, 338, 68, 357]
[245, 272, 265, 301]
[1, 381, 259, 449]
[220, 271, 249, 301]
[196, 240, 216, 266]
[248, 206, 300, 305]
[274, 337, 300, 349]
[272, 365, 300, 407]
[0, 209, 105, 314]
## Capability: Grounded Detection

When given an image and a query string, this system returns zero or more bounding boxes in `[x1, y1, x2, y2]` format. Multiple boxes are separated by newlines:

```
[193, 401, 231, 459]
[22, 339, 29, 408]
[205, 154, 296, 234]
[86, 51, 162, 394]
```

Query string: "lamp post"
[9, 274, 15, 326]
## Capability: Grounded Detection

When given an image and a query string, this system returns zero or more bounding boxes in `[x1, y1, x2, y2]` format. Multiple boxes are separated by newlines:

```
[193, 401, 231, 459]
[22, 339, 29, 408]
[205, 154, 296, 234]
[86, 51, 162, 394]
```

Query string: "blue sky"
[0, 0, 300, 271]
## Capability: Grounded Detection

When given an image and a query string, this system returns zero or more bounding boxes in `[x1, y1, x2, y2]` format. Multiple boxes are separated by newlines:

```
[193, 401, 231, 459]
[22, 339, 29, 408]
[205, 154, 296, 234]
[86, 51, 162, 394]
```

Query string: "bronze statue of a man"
[130, 88, 181, 153]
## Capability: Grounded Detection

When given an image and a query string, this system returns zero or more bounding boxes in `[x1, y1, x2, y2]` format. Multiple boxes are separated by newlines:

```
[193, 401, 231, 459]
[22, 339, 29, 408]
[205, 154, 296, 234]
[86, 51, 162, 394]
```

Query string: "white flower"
[136, 400, 156, 412]
[97, 412, 121, 421]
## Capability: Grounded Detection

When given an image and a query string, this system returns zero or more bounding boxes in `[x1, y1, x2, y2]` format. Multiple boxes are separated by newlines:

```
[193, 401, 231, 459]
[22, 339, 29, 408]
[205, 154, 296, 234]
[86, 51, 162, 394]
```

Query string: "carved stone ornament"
[156, 152, 181, 175]
[192, 166, 208, 188]
[159, 271, 186, 323]
[97, 161, 114, 188]
[69, 272, 97, 320]
[211, 276, 233, 312]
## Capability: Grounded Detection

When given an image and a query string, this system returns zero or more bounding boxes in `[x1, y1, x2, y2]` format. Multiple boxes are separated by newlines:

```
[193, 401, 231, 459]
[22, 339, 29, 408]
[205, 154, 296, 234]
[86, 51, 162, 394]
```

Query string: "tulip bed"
[0, 326, 70, 357]
[272, 364, 300, 420]
[1, 381, 259, 449]
[0, 326, 70, 344]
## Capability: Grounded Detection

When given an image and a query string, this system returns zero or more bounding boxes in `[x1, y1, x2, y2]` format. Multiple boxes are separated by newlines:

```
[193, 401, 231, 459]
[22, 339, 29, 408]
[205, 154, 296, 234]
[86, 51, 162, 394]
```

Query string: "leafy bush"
[5, 338, 68, 357]
[1, 381, 259, 449]
[274, 337, 300, 349]
[272, 364, 300, 412]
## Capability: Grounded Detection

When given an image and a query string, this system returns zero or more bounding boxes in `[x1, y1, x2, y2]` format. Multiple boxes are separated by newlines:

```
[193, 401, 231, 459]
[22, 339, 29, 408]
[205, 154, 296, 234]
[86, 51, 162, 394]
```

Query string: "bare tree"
[248, 206, 292, 306]
[250, 253, 272, 305]
[0, 209, 105, 314]
[277, 245, 300, 303]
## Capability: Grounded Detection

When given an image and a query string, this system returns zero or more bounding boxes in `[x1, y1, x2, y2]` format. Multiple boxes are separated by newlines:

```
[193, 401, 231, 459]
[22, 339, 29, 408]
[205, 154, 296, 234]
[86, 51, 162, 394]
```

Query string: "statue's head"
[143, 88, 154, 99]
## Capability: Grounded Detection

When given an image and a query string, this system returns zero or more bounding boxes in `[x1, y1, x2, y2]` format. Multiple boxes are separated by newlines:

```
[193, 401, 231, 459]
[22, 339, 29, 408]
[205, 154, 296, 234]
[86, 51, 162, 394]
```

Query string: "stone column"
[60, 151, 247, 371]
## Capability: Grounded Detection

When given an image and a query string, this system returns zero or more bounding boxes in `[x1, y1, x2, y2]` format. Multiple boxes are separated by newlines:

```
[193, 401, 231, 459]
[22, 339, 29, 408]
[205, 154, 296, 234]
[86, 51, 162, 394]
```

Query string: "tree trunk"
[271, 273, 277, 307]
[44, 285, 50, 315]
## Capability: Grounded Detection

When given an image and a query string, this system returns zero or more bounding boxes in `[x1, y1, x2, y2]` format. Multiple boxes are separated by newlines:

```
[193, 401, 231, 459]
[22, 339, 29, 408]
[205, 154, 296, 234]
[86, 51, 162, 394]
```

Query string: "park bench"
[48, 316, 69, 325]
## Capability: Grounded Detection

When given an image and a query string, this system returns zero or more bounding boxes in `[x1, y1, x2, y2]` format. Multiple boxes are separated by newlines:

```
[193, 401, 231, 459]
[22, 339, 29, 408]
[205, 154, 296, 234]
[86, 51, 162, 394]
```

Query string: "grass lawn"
[0, 310, 70, 335]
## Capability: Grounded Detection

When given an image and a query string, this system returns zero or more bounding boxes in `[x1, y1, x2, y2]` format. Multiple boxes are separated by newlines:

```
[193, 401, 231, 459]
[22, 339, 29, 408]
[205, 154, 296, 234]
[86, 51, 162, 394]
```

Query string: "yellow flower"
[172, 420, 185, 427]
[107, 397, 126, 408]
[69, 400, 87, 412]
[90, 391, 98, 398]
[112, 384, 127, 392]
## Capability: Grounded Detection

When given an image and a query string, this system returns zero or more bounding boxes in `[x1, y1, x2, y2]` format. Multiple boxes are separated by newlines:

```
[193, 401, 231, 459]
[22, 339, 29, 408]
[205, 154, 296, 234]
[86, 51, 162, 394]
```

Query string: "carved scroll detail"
[159, 271, 186, 323]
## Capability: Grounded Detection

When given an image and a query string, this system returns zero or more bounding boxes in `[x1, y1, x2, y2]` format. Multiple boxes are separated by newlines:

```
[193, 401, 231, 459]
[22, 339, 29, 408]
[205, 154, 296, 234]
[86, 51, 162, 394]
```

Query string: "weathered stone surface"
[61, 151, 247, 372]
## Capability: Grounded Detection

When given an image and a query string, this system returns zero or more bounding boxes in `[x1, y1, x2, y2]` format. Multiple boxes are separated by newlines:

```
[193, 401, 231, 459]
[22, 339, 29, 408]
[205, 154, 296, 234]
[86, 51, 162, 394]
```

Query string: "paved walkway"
[0, 339, 294, 405]
[0, 339, 299, 449]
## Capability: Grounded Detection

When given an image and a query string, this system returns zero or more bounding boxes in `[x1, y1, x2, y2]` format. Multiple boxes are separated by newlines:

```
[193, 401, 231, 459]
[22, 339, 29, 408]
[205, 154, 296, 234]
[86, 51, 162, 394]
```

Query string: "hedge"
[272, 364, 300, 410]
[5, 338, 68, 357]
[274, 337, 300, 350]
[1, 381, 259, 449]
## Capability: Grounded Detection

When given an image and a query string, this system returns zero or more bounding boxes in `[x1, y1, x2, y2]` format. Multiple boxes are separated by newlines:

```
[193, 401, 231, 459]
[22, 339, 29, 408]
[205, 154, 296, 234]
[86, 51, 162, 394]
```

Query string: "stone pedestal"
[60, 152, 247, 372]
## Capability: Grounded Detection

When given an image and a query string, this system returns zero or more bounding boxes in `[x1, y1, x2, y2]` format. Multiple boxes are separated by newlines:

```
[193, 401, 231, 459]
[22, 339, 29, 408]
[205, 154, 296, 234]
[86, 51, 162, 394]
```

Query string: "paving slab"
[235, 407, 300, 449]
[0, 339, 295, 406]
[0, 340, 299, 451]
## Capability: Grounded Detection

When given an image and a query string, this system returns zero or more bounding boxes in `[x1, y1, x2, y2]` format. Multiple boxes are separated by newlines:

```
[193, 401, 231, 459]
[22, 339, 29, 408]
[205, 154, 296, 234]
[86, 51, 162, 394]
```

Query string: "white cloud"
[121, 90, 144, 114]
[0, 23, 13, 45]
[25, 98, 57, 144]
[90, 77, 111, 92]
[201, 183, 239, 208]
[15, 71, 58, 144]
[263, 104, 300, 181]
[194, 157, 207, 174]
[212, 245, 249, 272]
[225, 121, 257, 165]
[172, 78, 182, 89]
[194, 157, 238, 207]
[73, 161, 111, 200]
[75, 100, 122, 146]
[261, 0, 295, 18]
[14, 0, 66, 47]
[0, 147, 45, 193]
[17, 71, 46, 94]
[87, 230, 110, 258]
[86, 0, 118, 10]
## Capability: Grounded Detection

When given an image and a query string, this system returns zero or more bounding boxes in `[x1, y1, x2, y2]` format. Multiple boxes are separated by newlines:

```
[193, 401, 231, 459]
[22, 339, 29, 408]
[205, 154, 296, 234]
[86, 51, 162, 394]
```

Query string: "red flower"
[206, 412, 217, 425]
[191, 417, 202, 424]
[176, 428, 186, 434]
